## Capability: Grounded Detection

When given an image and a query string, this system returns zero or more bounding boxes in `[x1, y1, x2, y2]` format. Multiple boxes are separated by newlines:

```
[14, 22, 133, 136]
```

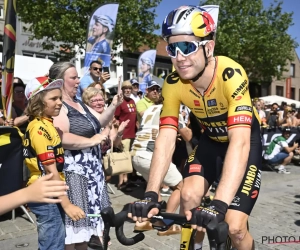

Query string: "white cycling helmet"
[93, 15, 115, 33]
[162, 5, 216, 41]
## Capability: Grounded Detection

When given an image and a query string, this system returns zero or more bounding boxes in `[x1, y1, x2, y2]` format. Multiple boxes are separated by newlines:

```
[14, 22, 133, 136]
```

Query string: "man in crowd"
[129, 78, 141, 103]
[114, 80, 137, 191]
[76, 60, 110, 100]
[136, 80, 160, 123]
[264, 127, 298, 174]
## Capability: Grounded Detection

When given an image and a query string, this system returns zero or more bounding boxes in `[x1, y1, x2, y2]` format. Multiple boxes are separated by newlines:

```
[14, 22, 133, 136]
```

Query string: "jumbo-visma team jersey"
[160, 56, 261, 142]
[24, 117, 65, 185]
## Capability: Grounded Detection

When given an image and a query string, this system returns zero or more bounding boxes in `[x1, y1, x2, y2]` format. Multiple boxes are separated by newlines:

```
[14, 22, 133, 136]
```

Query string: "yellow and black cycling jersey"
[160, 56, 261, 142]
[23, 117, 65, 185]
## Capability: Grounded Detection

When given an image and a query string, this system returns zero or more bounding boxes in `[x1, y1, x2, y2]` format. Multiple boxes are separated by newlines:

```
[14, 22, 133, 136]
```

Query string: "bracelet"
[117, 134, 123, 138]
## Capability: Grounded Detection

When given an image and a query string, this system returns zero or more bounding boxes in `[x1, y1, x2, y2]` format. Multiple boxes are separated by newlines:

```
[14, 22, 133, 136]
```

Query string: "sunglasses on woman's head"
[166, 40, 209, 58]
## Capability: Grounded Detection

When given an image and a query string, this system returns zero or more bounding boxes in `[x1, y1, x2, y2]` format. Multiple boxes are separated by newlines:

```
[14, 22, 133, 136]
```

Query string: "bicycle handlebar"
[101, 207, 228, 250]
[151, 212, 228, 250]
[100, 207, 144, 248]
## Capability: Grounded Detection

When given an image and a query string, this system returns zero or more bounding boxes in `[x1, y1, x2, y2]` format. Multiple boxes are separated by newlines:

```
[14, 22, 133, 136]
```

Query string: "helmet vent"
[166, 11, 175, 25]
[177, 10, 188, 24]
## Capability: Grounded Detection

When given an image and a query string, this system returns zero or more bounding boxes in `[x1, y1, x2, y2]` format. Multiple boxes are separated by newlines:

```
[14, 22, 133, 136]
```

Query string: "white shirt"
[130, 93, 141, 104]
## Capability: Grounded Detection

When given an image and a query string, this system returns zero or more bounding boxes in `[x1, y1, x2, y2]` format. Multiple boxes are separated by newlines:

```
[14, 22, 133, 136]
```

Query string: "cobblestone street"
[1, 164, 300, 249]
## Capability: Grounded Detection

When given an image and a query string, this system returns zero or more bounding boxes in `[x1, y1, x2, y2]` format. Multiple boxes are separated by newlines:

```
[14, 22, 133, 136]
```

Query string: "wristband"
[144, 191, 159, 203]
[117, 134, 123, 138]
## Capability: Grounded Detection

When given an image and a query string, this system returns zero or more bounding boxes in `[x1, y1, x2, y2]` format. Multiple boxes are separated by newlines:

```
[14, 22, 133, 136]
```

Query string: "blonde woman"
[82, 87, 129, 248]
[82, 87, 129, 155]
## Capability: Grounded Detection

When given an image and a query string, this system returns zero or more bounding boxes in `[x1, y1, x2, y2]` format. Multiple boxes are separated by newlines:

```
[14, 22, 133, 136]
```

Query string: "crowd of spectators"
[253, 98, 300, 128]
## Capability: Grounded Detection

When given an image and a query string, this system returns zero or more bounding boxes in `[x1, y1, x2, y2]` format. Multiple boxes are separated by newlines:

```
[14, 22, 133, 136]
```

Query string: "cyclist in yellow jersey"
[128, 5, 262, 250]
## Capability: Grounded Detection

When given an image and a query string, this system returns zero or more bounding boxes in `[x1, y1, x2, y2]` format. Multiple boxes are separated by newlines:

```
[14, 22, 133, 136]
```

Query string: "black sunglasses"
[92, 67, 102, 71]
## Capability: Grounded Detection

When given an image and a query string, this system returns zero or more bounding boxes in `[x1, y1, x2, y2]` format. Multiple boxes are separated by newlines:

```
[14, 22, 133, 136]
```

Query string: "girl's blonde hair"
[25, 89, 55, 120]
[82, 87, 104, 105]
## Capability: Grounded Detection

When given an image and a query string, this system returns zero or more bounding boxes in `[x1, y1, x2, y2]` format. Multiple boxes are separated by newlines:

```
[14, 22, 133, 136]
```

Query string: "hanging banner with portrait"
[83, 4, 119, 74]
[137, 49, 157, 93]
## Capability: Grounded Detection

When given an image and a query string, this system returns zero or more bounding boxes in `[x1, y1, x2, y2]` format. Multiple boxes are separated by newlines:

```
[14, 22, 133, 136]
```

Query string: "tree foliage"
[200, 0, 298, 83]
[17, 0, 161, 61]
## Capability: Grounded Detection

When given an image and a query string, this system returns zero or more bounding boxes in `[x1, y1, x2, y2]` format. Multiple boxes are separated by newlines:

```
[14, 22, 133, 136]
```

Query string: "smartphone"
[103, 67, 110, 74]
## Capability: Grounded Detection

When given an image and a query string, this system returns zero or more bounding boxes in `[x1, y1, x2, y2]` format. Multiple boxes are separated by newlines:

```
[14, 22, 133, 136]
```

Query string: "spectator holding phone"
[76, 60, 110, 100]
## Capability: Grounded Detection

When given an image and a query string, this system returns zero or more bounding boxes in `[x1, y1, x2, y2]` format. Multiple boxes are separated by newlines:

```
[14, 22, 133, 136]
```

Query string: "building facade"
[269, 50, 300, 100]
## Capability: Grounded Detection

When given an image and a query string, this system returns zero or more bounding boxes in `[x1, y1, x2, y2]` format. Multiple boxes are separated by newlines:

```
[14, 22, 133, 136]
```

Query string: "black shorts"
[183, 132, 262, 215]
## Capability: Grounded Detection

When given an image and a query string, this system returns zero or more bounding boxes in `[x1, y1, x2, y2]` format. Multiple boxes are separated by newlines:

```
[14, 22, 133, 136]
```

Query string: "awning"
[0, 53, 54, 84]
[259, 95, 300, 107]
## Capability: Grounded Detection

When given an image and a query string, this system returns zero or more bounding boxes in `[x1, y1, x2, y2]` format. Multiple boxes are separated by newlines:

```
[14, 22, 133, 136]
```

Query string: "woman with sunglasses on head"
[49, 62, 123, 250]
[129, 5, 262, 250]
[23, 77, 85, 250]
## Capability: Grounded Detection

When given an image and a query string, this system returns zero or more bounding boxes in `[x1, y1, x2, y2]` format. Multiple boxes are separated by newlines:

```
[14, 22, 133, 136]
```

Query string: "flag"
[83, 4, 119, 74]
[1, 0, 16, 119]
[138, 49, 157, 93]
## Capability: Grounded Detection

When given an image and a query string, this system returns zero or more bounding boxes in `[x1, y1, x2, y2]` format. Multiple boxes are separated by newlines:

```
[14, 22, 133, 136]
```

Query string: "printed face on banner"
[138, 49, 157, 93]
[83, 4, 119, 74]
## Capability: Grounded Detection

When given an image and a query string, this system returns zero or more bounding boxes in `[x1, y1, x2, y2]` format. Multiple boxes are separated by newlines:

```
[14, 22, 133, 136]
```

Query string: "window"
[126, 65, 137, 80]
[156, 67, 171, 80]
[291, 87, 295, 100]
[290, 63, 295, 77]
[0, 6, 4, 19]
[276, 86, 284, 96]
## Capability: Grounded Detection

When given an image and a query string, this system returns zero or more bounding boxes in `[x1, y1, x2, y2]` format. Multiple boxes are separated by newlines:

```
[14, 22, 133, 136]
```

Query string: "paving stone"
[1, 164, 300, 249]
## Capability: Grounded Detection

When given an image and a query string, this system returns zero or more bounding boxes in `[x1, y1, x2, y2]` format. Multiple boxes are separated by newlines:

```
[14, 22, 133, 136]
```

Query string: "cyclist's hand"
[128, 191, 161, 223]
[185, 199, 228, 232]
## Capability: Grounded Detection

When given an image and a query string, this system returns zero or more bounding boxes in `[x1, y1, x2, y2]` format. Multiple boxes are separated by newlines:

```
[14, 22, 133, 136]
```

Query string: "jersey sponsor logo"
[56, 157, 64, 163]
[187, 145, 198, 162]
[56, 147, 64, 155]
[183, 7, 195, 20]
[207, 125, 227, 134]
[207, 86, 216, 96]
[200, 120, 227, 127]
[38, 126, 52, 140]
[38, 152, 55, 162]
[230, 196, 240, 207]
[228, 115, 252, 126]
[189, 89, 201, 98]
[219, 102, 227, 110]
[231, 80, 248, 99]
[194, 100, 200, 106]
[241, 165, 257, 196]
[235, 105, 252, 112]
[207, 107, 220, 115]
[189, 164, 202, 173]
[166, 72, 180, 84]
[251, 190, 258, 199]
[222, 67, 242, 81]
[207, 99, 217, 107]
